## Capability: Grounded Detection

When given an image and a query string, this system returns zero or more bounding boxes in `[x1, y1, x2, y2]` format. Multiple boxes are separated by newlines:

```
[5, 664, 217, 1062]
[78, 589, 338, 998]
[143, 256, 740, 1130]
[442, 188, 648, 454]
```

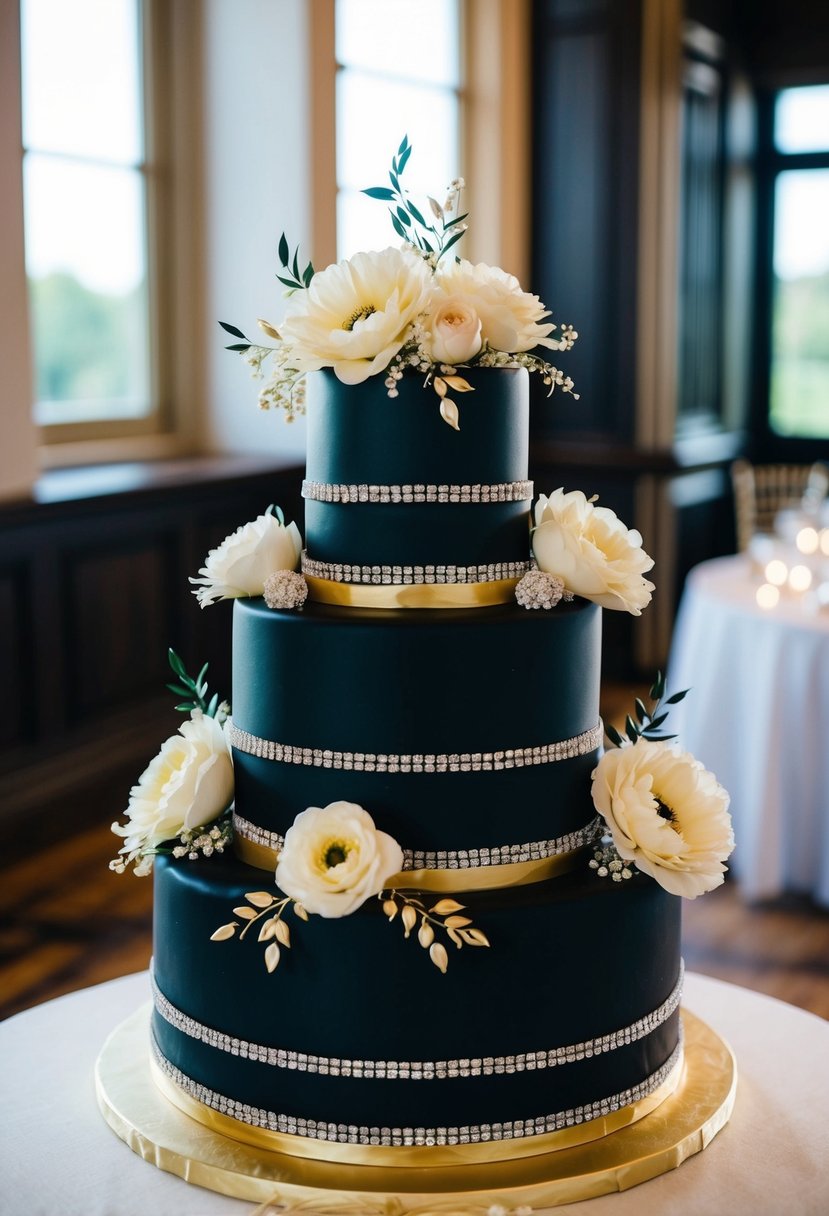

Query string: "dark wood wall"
[0, 459, 302, 833]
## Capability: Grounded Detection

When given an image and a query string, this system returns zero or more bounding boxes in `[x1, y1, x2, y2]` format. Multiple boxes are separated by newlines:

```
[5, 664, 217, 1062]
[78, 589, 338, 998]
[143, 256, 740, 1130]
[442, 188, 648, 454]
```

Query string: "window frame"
[751, 85, 829, 459]
[25, 0, 194, 459]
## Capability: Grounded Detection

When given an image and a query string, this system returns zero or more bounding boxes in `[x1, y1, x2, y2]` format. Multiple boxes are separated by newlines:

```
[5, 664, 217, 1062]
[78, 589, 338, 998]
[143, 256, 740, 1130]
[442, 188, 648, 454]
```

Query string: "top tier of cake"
[302, 367, 531, 578]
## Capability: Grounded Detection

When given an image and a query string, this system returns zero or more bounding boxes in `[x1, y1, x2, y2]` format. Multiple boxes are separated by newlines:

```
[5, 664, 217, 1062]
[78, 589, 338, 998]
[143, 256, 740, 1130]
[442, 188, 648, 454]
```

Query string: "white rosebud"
[425, 295, 482, 366]
[274, 802, 404, 918]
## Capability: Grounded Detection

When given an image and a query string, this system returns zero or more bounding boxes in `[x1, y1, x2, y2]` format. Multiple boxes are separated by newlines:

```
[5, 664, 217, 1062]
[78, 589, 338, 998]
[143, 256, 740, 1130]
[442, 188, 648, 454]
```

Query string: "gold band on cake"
[305, 574, 521, 609]
[149, 1034, 685, 1167]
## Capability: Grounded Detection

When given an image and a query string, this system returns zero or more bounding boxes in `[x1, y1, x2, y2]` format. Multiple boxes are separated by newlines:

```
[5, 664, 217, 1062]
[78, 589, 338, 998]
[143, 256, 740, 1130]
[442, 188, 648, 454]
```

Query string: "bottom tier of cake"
[151, 853, 682, 1161]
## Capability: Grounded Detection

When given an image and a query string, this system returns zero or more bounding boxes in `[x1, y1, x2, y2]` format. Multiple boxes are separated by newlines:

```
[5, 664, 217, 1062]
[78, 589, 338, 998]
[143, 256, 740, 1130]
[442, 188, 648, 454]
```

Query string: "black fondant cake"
[148, 367, 686, 1162]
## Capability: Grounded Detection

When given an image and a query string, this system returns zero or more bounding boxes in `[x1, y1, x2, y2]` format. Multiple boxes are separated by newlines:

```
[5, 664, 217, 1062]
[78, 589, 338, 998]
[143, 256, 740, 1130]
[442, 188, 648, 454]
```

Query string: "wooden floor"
[2, 694, 829, 1023]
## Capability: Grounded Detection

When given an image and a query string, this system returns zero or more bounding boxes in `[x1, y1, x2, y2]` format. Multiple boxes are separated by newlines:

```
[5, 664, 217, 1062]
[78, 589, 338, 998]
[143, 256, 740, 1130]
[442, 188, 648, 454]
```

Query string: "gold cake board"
[96, 1003, 736, 1211]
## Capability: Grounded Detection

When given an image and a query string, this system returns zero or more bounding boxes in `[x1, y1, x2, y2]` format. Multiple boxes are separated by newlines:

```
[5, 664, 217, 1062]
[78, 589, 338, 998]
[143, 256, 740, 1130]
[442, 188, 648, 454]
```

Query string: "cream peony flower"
[190, 508, 302, 607]
[591, 740, 734, 898]
[111, 712, 234, 875]
[532, 489, 655, 615]
[279, 247, 433, 385]
[275, 802, 404, 918]
[436, 258, 561, 352]
[426, 294, 482, 364]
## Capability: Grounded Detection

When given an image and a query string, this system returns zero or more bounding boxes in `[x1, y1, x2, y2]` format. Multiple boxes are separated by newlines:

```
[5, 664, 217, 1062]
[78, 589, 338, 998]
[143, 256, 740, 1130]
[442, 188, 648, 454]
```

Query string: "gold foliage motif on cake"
[210, 891, 307, 972]
[381, 892, 490, 973]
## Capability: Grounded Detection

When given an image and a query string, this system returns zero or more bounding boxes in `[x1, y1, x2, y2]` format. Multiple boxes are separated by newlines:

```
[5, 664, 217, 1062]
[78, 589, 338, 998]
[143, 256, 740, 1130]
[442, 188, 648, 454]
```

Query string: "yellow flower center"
[322, 840, 349, 869]
[342, 305, 376, 331]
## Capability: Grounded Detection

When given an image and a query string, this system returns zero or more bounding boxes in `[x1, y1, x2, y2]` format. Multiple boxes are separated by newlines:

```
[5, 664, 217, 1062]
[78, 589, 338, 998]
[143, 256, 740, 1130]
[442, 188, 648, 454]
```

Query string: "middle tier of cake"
[230, 595, 602, 872]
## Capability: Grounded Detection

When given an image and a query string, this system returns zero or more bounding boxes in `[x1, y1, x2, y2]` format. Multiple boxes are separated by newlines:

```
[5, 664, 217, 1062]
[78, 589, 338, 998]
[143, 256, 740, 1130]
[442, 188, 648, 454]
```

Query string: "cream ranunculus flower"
[591, 740, 734, 899]
[111, 712, 234, 875]
[532, 489, 655, 615]
[189, 508, 302, 607]
[275, 802, 404, 918]
[436, 258, 560, 353]
[426, 294, 482, 364]
[279, 247, 433, 385]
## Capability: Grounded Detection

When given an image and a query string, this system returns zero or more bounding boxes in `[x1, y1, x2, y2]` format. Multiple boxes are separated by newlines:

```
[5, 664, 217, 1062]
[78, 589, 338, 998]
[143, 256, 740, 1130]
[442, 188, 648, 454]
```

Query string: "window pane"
[24, 155, 150, 423]
[770, 169, 829, 439]
[21, 0, 142, 164]
[335, 0, 459, 86]
[775, 85, 829, 154]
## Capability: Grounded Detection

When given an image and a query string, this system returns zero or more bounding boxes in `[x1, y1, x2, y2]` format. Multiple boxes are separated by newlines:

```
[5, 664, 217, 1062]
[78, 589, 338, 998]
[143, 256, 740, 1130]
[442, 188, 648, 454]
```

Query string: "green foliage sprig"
[166, 649, 226, 719]
[605, 671, 688, 749]
[276, 234, 315, 291]
[362, 134, 467, 262]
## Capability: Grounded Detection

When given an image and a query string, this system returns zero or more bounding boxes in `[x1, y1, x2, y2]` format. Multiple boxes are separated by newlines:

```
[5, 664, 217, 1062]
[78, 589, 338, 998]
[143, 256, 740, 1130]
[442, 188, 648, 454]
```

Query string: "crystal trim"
[150, 1033, 683, 1144]
[153, 963, 683, 1081]
[227, 719, 603, 773]
[232, 812, 603, 870]
[301, 480, 534, 505]
[301, 553, 534, 585]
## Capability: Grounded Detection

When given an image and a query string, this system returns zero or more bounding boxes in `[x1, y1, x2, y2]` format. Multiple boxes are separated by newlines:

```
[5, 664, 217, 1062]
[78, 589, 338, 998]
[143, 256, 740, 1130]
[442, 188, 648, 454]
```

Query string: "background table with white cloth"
[2, 970, 829, 1215]
[668, 554, 829, 905]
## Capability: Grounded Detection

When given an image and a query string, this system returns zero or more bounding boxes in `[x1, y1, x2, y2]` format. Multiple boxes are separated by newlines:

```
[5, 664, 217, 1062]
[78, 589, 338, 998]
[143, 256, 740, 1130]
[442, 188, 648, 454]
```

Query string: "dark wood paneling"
[0, 564, 34, 752]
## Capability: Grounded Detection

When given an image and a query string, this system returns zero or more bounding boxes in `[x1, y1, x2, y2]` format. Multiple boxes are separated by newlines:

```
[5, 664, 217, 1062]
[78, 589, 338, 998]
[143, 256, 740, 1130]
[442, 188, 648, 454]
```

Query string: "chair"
[731, 459, 829, 551]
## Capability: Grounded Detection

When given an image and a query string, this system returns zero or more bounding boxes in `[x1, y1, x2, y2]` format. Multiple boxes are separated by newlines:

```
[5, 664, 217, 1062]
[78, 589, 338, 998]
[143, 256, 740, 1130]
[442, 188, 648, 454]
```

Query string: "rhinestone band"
[232, 812, 602, 870]
[301, 554, 534, 585]
[302, 480, 534, 505]
[153, 963, 682, 1081]
[227, 719, 603, 773]
[151, 1034, 683, 1146]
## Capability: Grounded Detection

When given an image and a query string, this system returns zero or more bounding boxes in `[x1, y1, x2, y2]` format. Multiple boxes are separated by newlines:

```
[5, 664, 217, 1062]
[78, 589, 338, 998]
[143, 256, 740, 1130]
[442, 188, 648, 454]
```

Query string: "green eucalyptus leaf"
[226, 343, 251, 353]
[175, 702, 194, 713]
[206, 692, 220, 718]
[665, 689, 690, 705]
[445, 210, 469, 229]
[398, 143, 412, 173]
[389, 170, 400, 191]
[644, 733, 677, 741]
[625, 715, 640, 744]
[634, 697, 648, 723]
[398, 133, 409, 155]
[363, 186, 396, 201]
[406, 200, 426, 226]
[168, 649, 187, 677]
[396, 206, 411, 227]
[219, 321, 247, 340]
[605, 724, 625, 748]
[166, 682, 192, 697]
[278, 233, 289, 267]
[391, 213, 407, 240]
[276, 275, 299, 289]
[302, 262, 315, 286]
[291, 250, 300, 282]
[441, 228, 465, 257]
[197, 662, 209, 687]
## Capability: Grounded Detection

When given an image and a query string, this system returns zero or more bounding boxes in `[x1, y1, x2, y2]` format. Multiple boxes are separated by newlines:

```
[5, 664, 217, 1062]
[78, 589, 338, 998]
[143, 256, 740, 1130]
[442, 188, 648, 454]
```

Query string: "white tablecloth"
[668, 555, 829, 904]
[1, 970, 829, 1215]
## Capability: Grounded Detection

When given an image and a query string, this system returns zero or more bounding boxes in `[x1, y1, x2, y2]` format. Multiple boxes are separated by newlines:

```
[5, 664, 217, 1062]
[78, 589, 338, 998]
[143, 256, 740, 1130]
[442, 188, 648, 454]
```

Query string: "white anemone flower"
[591, 740, 734, 898]
[280, 247, 433, 385]
[532, 489, 655, 615]
[190, 509, 302, 607]
[436, 259, 560, 353]
[275, 802, 404, 918]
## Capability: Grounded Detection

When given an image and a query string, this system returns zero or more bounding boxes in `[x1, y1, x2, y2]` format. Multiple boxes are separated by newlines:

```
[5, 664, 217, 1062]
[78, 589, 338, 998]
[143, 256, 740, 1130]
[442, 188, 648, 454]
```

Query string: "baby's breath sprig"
[589, 841, 635, 882]
[380, 891, 490, 974]
[166, 649, 229, 723]
[172, 813, 233, 862]
[604, 671, 689, 749]
[363, 134, 468, 264]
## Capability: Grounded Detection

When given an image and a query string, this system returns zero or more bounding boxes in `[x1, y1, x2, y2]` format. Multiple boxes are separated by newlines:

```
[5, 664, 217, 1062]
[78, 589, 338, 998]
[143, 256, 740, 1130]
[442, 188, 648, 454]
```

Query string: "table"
[668, 555, 829, 905]
[1, 970, 828, 1215]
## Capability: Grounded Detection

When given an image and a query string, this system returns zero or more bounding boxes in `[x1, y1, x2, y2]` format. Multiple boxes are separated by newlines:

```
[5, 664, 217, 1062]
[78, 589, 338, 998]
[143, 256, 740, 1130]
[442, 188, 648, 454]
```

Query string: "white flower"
[426, 294, 482, 364]
[190, 508, 302, 607]
[532, 489, 655, 615]
[112, 712, 234, 874]
[275, 802, 404, 918]
[279, 247, 433, 385]
[436, 258, 560, 352]
[591, 740, 734, 898]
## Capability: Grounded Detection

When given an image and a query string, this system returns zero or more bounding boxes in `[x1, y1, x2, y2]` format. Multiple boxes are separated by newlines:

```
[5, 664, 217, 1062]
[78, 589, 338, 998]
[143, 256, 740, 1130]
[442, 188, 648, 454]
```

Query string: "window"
[760, 85, 829, 442]
[334, 0, 462, 259]
[20, 0, 155, 436]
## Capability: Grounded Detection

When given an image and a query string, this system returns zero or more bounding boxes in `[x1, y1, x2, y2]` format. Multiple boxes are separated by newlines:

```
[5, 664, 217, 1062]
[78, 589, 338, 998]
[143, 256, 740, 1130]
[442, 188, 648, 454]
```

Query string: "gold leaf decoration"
[275, 919, 291, 947]
[293, 903, 309, 921]
[461, 927, 491, 947]
[383, 898, 398, 921]
[429, 941, 449, 973]
[447, 927, 463, 949]
[430, 899, 465, 915]
[442, 374, 474, 392]
[433, 375, 448, 398]
[401, 904, 417, 937]
[417, 921, 435, 949]
[257, 318, 281, 341]
[246, 891, 276, 908]
[444, 915, 472, 929]
[264, 942, 281, 973]
[233, 906, 259, 920]
[439, 398, 460, 431]
[209, 922, 237, 941]
[258, 918, 278, 942]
